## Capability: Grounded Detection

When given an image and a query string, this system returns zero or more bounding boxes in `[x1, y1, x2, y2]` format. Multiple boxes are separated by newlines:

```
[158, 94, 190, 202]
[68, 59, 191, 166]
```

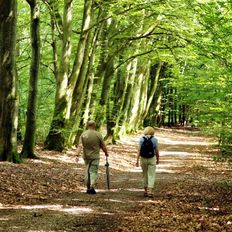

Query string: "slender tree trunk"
[0, 0, 20, 162]
[111, 61, 130, 140]
[95, 57, 114, 127]
[136, 64, 150, 127]
[94, 18, 116, 128]
[50, 7, 58, 80]
[117, 58, 138, 137]
[145, 84, 163, 127]
[105, 96, 117, 144]
[174, 88, 177, 125]
[144, 62, 168, 127]
[143, 62, 162, 118]
[87, 22, 108, 121]
[21, 0, 40, 158]
[128, 63, 149, 132]
[134, 65, 150, 129]
[104, 58, 126, 143]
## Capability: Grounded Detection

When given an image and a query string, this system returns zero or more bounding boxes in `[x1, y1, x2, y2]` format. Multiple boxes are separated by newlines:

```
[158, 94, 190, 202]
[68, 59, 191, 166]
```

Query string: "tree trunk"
[50, 5, 59, 80]
[0, 0, 20, 162]
[117, 58, 138, 137]
[144, 63, 167, 127]
[87, 22, 108, 121]
[45, 0, 95, 151]
[104, 57, 126, 143]
[44, 0, 73, 151]
[94, 18, 116, 128]
[128, 63, 149, 132]
[110, 61, 130, 140]
[143, 62, 162, 118]
[68, 12, 103, 145]
[67, 31, 93, 145]
[21, 0, 40, 158]
[145, 85, 163, 127]
[66, 0, 94, 119]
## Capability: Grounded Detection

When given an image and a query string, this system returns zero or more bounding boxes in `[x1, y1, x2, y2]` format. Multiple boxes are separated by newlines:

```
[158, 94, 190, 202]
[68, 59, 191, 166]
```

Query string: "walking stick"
[105, 157, 110, 190]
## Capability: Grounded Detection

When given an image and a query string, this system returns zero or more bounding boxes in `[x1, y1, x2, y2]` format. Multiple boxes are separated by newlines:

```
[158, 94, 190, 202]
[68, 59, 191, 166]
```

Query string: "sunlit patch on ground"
[0, 217, 11, 221]
[0, 204, 93, 215]
[28, 229, 65, 232]
[157, 167, 179, 173]
[159, 137, 216, 146]
[39, 154, 75, 164]
[161, 151, 194, 157]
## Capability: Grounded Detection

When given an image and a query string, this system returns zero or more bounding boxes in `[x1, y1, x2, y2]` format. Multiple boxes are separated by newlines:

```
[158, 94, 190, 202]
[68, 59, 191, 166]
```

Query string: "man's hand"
[105, 152, 109, 157]
[156, 159, 159, 165]
[136, 161, 139, 167]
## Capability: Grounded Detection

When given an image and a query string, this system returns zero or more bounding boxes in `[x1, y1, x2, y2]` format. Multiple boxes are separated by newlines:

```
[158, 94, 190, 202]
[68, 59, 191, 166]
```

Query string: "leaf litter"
[0, 128, 231, 231]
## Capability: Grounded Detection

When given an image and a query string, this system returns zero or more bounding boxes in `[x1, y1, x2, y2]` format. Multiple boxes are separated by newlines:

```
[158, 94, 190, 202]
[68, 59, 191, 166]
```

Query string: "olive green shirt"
[79, 129, 105, 160]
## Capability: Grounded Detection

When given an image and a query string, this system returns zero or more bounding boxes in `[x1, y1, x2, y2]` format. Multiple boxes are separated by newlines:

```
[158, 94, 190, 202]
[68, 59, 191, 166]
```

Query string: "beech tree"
[44, 0, 96, 151]
[21, 0, 41, 158]
[0, 0, 20, 162]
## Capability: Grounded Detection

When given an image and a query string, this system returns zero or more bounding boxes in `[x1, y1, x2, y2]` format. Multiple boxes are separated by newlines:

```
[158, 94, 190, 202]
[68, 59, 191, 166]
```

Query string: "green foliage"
[15, 0, 232, 157]
[167, 1, 232, 157]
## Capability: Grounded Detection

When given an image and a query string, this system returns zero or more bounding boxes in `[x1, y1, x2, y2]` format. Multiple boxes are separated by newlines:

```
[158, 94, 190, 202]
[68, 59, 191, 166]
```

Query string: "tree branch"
[114, 49, 156, 70]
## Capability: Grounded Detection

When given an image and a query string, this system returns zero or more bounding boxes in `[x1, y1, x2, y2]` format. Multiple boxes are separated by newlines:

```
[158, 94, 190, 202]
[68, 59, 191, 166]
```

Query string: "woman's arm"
[136, 144, 141, 167]
[156, 149, 160, 164]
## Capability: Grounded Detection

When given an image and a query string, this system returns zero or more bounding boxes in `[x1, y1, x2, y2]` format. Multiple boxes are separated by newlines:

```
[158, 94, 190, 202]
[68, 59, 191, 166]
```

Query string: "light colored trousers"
[140, 156, 156, 188]
[84, 159, 100, 188]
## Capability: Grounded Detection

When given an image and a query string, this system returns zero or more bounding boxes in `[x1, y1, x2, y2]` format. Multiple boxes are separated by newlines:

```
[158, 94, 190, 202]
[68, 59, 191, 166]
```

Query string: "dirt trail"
[0, 129, 231, 231]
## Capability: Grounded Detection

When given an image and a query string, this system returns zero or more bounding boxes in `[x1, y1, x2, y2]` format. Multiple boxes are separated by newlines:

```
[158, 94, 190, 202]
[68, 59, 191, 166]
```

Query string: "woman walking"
[136, 126, 159, 198]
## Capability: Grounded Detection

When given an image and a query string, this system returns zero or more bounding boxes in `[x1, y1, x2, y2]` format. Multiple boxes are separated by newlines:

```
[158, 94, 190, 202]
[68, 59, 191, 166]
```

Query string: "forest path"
[0, 128, 231, 231]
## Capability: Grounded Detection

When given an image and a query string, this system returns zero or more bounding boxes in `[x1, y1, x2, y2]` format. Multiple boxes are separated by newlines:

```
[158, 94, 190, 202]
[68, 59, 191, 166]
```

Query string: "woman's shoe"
[148, 188, 154, 198]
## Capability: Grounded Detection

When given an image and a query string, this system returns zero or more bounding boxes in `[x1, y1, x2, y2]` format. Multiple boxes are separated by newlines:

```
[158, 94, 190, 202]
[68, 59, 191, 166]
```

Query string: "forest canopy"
[0, 0, 231, 163]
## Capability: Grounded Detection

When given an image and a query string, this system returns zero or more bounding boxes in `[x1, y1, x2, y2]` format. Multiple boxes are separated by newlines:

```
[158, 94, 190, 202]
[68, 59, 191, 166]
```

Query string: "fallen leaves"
[0, 128, 231, 231]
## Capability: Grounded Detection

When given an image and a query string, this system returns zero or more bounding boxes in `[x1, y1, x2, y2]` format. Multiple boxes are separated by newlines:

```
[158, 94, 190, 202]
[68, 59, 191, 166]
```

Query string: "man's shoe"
[88, 187, 96, 194]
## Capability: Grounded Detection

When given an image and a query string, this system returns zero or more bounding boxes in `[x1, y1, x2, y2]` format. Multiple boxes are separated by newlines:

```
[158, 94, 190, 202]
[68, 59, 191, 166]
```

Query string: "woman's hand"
[136, 160, 139, 167]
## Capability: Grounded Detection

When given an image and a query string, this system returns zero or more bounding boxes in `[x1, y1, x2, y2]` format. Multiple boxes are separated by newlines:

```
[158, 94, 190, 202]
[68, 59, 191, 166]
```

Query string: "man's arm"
[76, 144, 82, 156]
[75, 144, 83, 163]
[100, 143, 109, 156]
[76, 136, 83, 162]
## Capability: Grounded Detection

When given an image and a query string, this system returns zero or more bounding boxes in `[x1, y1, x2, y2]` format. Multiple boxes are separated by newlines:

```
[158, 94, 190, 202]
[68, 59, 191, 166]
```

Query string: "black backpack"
[140, 136, 155, 158]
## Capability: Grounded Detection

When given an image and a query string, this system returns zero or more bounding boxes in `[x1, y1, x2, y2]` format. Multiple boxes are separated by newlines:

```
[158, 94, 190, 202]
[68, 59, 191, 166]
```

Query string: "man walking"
[76, 121, 109, 194]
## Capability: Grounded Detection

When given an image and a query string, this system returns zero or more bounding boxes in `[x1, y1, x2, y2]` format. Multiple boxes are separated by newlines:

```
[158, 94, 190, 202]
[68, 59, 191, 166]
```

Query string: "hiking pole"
[105, 157, 110, 190]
